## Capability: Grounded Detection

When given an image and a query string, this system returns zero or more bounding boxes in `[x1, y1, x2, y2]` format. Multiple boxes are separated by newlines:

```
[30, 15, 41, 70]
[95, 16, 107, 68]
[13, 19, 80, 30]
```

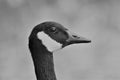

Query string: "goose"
[28, 21, 91, 80]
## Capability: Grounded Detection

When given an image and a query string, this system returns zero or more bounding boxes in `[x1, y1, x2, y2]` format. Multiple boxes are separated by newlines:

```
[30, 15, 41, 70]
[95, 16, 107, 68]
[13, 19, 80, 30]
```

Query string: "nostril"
[72, 35, 80, 38]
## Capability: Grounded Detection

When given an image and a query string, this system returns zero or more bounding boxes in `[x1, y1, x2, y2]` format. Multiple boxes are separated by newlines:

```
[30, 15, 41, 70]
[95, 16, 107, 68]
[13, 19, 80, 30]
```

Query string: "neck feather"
[29, 36, 57, 80]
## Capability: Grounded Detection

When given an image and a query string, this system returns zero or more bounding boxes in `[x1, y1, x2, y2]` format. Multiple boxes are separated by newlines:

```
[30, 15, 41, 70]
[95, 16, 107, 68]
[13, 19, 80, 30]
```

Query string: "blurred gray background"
[0, 0, 120, 80]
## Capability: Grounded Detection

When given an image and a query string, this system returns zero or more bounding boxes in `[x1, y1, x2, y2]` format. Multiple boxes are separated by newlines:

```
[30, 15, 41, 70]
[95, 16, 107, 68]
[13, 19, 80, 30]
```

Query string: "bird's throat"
[32, 53, 57, 80]
[29, 37, 57, 80]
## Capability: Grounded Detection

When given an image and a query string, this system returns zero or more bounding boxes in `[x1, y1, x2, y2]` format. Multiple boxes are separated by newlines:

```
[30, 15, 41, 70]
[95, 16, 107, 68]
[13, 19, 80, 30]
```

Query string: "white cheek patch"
[37, 32, 62, 52]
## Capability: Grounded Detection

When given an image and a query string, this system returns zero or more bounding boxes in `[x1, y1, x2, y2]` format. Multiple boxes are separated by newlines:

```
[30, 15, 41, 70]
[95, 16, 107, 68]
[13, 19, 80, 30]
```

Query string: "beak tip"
[81, 40, 91, 43]
[86, 40, 91, 43]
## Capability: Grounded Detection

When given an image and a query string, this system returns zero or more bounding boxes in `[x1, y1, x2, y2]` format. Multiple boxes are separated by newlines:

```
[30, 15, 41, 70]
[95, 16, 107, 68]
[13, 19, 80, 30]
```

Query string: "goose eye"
[50, 27, 57, 33]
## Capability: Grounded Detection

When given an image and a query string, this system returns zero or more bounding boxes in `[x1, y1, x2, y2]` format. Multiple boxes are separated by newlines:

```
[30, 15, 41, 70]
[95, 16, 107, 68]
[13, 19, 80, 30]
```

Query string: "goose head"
[29, 21, 91, 52]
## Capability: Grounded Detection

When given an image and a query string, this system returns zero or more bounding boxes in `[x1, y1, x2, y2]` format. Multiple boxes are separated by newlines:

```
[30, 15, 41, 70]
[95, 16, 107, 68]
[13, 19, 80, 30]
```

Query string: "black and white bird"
[28, 21, 91, 80]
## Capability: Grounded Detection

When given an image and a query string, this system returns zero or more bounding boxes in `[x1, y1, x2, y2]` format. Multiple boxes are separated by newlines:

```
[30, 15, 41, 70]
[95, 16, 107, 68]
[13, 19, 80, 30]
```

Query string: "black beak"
[63, 30, 91, 47]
